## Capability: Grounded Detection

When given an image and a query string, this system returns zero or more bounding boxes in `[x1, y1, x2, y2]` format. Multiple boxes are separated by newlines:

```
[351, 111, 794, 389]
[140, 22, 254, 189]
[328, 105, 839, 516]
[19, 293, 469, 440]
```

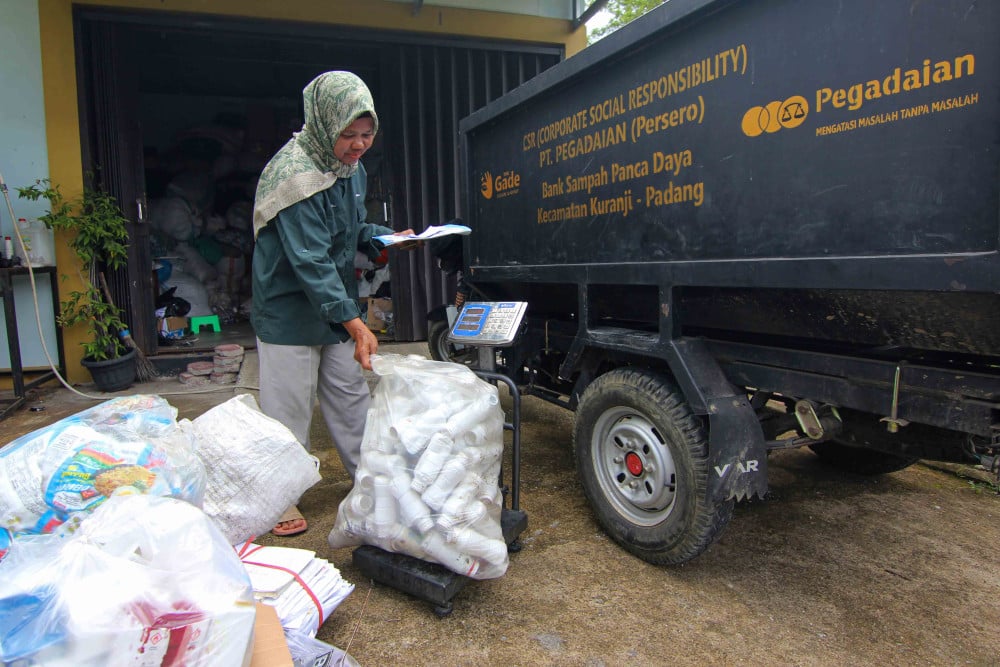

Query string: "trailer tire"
[428, 319, 479, 366]
[574, 368, 733, 565]
[427, 319, 452, 362]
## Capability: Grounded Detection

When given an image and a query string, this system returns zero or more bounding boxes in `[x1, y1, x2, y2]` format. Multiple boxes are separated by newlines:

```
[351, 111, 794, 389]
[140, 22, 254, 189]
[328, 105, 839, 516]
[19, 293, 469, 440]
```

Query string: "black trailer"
[432, 0, 1000, 564]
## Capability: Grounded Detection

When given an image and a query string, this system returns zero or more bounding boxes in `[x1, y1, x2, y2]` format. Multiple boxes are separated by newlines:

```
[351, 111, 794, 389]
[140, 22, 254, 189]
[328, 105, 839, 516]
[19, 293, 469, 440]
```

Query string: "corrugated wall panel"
[386, 43, 561, 340]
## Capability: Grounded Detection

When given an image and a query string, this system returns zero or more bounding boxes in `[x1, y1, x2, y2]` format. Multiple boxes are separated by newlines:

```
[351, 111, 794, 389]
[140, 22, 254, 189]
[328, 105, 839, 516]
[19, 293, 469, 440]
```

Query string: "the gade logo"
[480, 169, 521, 199]
[741, 95, 809, 137]
[480, 171, 493, 199]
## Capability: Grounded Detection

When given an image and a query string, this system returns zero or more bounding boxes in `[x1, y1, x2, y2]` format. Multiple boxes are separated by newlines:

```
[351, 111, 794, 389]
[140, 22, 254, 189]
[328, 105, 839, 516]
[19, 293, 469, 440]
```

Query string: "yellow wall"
[35, 0, 586, 383]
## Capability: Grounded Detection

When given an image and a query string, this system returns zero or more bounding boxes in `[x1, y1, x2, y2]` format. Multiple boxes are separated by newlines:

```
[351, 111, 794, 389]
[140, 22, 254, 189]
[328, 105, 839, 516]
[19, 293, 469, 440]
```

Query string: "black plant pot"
[81, 348, 137, 392]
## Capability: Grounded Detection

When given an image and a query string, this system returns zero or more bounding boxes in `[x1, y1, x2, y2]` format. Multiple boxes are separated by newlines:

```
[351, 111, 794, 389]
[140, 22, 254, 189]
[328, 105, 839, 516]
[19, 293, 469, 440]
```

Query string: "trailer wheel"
[574, 369, 733, 565]
[427, 320, 452, 362]
[809, 409, 919, 475]
[427, 320, 476, 365]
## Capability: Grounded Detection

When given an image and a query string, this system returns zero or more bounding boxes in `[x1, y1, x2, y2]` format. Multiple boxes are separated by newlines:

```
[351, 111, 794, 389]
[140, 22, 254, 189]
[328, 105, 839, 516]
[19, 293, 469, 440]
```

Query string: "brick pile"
[178, 344, 245, 386]
[210, 344, 245, 384]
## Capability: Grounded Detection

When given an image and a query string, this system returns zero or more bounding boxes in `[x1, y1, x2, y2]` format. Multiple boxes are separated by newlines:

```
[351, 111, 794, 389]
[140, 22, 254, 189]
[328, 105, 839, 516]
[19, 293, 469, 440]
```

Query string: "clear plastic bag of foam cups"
[327, 354, 510, 579]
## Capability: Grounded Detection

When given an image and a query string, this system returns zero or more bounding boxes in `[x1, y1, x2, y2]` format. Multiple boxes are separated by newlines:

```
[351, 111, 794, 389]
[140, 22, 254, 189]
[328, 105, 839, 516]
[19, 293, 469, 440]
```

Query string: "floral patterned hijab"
[252, 71, 380, 237]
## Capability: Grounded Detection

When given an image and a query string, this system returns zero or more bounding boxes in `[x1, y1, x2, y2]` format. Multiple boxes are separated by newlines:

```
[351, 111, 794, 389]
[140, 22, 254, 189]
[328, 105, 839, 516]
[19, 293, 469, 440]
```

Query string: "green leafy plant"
[589, 0, 666, 43]
[17, 179, 130, 361]
[966, 478, 1000, 495]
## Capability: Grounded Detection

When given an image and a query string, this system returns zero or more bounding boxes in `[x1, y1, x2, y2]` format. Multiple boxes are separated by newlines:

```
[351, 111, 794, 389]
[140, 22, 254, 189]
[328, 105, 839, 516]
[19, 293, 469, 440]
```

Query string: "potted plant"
[17, 178, 136, 391]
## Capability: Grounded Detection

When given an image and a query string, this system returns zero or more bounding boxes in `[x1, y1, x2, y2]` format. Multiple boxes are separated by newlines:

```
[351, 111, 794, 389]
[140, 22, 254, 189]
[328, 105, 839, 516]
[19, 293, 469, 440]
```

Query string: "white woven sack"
[184, 393, 321, 544]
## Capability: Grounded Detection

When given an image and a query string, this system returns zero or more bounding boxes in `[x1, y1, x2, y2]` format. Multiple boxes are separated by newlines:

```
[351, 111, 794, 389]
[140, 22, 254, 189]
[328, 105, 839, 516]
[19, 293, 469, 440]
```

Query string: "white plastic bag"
[328, 354, 509, 579]
[0, 495, 256, 666]
[162, 251, 215, 317]
[149, 195, 199, 243]
[0, 395, 205, 537]
[283, 628, 359, 667]
[183, 393, 322, 545]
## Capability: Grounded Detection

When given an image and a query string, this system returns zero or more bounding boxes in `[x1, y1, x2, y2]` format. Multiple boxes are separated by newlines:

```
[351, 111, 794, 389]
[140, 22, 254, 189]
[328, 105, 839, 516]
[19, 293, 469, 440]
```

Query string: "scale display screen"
[447, 301, 527, 346]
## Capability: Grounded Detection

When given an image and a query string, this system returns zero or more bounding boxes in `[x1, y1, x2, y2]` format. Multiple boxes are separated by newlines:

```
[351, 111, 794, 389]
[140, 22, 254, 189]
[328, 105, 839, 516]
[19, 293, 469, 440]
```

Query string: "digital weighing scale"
[448, 301, 528, 347]
[352, 301, 529, 616]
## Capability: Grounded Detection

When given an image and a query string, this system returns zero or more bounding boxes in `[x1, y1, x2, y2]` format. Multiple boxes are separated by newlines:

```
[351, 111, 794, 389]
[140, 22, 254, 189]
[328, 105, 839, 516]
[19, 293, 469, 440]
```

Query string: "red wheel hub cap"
[625, 452, 644, 476]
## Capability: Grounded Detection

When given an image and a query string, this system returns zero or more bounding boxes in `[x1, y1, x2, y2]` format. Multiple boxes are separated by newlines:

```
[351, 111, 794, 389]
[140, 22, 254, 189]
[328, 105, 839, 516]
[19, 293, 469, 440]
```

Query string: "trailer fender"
[667, 338, 769, 502]
[427, 304, 450, 323]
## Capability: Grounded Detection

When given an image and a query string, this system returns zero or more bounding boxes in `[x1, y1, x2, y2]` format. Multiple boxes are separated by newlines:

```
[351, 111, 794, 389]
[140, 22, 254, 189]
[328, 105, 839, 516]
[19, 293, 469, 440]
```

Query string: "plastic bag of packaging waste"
[161, 249, 214, 317]
[0, 395, 205, 538]
[149, 195, 200, 243]
[183, 394, 322, 545]
[328, 354, 509, 579]
[283, 628, 359, 667]
[0, 494, 257, 666]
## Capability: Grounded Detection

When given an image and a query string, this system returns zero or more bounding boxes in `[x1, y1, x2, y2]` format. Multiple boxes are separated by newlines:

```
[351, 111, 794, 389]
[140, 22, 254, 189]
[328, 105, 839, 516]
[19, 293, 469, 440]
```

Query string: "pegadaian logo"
[480, 171, 494, 199]
[741, 95, 809, 137]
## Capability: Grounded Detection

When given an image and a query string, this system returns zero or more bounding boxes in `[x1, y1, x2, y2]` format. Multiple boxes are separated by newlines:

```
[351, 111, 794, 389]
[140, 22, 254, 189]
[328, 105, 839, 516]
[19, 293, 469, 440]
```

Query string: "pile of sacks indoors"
[0, 393, 353, 666]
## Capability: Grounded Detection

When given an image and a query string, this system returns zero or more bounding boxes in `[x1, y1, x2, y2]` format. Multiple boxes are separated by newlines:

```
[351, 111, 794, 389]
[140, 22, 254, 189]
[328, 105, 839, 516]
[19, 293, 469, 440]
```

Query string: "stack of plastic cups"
[348, 493, 374, 519]
[437, 478, 484, 531]
[328, 491, 371, 548]
[459, 424, 489, 450]
[475, 470, 504, 507]
[411, 432, 453, 494]
[421, 531, 479, 577]
[367, 451, 405, 477]
[390, 474, 435, 534]
[448, 526, 508, 567]
[358, 407, 385, 453]
[371, 475, 399, 541]
[445, 393, 499, 440]
[391, 403, 452, 456]
[421, 455, 468, 512]
[389, 524, 427, 559]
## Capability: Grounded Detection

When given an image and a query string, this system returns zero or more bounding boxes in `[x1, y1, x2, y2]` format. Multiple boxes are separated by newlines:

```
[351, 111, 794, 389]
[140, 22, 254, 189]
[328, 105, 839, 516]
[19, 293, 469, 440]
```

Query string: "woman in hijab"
[251, 71, 413, 536]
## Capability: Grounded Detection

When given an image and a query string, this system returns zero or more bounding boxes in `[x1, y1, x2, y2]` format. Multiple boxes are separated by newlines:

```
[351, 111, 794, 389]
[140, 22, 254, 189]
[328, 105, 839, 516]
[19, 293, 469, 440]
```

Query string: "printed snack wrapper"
[0, 395, 206, 538]
[328, 353, 510, 580]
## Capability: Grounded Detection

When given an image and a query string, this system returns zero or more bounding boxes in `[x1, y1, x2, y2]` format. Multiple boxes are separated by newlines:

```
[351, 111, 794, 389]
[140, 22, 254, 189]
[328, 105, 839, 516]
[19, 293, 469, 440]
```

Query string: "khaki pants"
[257, 338, 370, 478]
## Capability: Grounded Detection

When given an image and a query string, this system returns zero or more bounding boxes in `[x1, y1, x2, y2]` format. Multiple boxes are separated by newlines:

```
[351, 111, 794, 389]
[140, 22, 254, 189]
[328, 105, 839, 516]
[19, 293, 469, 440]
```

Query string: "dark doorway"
[74, 8, 563, 353]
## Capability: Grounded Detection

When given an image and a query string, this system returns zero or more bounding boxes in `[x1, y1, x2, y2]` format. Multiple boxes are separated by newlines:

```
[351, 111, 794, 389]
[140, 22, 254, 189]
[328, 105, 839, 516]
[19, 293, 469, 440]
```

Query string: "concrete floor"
[2, 334, 412, 432]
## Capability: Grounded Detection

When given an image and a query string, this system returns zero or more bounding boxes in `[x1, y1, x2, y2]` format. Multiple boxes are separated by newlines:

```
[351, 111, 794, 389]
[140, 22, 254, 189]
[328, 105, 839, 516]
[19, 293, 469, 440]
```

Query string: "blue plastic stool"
[189, 315, 221, 333]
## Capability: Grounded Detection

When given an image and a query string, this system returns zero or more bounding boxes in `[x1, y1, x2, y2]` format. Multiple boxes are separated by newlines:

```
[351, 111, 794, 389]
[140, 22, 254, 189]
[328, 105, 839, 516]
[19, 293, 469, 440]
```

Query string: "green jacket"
[251, 166, 393, 345]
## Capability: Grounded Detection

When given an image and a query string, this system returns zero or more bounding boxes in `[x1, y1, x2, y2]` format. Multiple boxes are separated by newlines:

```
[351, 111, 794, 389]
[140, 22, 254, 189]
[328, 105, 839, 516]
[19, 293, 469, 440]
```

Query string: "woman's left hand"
[344, 317, 379, 370]
[394, 228, 422, 251]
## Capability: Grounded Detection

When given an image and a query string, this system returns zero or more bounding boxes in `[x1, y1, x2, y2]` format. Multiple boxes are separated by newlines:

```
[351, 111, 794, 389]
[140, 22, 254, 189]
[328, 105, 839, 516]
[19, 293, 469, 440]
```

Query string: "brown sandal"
[272, 505, 307, 536]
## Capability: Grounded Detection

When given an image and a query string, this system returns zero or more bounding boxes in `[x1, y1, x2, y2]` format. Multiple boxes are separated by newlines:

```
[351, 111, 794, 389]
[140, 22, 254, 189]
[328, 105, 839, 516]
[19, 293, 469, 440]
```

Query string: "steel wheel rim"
[591, 406, 677, 526]
[435, 332, 476, 366]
